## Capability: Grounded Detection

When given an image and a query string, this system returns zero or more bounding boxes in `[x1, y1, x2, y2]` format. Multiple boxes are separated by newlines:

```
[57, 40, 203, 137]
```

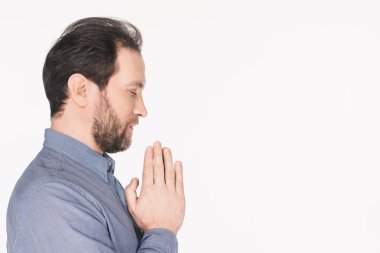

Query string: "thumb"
[125, 177, 139, 212]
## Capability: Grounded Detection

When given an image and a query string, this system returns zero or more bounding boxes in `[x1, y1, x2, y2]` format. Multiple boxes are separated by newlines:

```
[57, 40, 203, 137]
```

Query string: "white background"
[1, 0, 380, 252]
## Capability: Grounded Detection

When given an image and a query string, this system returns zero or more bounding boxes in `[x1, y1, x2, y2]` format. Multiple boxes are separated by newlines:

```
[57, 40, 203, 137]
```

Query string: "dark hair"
[43, 17, 143, 118]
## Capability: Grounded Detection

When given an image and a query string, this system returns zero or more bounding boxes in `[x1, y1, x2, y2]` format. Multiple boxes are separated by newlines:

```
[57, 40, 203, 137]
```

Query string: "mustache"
[127, 117, 139, 126]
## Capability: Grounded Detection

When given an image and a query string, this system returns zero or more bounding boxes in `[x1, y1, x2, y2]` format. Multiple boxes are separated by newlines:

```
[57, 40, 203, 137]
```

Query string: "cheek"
[106, 87, 137, 121]
[114, 101, 135, 123]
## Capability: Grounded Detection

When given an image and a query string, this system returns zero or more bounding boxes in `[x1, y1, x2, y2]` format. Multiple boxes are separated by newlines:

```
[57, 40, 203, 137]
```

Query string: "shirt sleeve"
[11, 181, 116, 253]
[138, 228, 178, 253]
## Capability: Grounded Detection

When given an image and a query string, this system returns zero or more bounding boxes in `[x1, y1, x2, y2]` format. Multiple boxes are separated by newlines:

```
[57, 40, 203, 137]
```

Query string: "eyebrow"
[128, 81, 145, 89]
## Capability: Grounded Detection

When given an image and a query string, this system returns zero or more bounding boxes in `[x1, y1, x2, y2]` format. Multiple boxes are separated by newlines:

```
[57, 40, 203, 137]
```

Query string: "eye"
[129, 90, 137, 97]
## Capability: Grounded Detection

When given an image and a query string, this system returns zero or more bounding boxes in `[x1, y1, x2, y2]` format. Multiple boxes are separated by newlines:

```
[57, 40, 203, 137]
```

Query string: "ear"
[67, 73, 89, 108]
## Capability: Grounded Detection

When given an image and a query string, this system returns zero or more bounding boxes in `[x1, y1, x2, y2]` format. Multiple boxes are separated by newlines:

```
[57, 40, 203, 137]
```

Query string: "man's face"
[92, 47, 147, 153]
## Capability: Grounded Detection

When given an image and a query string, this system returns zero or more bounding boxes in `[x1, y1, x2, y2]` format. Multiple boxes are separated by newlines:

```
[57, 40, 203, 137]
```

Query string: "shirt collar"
[43, 128, 115, 182]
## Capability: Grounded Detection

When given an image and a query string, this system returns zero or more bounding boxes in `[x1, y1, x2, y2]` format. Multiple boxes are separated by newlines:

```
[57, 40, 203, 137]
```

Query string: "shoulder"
[8, 147, 95, 219]
[9, 175, 105, 225]
[10, 146, 104, 211]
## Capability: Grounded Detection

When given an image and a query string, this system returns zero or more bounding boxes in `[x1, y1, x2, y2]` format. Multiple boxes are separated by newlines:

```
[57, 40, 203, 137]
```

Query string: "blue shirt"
[7, 129, 178, 253]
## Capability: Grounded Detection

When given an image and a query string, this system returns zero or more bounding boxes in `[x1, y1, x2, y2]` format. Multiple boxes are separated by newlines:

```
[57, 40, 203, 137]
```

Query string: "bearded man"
[6, 17, 185, 253]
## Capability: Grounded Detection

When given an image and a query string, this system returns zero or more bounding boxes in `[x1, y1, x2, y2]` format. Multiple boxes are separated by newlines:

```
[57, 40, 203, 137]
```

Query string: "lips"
[128, 125, 134, 132]
[127, 118, 138, 132]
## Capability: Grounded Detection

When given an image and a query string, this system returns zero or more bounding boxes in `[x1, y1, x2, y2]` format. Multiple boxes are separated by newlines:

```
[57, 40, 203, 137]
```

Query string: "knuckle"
[154, 158, 164, 167]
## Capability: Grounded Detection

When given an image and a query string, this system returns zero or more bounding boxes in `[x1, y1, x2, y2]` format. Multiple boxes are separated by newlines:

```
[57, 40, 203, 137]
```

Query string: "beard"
[92, 94, 138, 154]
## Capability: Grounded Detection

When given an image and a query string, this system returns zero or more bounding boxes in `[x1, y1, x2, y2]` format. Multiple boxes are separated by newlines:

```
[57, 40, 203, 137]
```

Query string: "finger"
[153, 141, 165, 185]
[125, 177, 139, 213]
[163, 147, 175, 189]
[142, 146, 154, 188]
[175, 161, 184, 195]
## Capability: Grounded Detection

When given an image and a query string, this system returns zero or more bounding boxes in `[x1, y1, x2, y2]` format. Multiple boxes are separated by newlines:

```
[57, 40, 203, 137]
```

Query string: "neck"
[50, 117, 103, 155]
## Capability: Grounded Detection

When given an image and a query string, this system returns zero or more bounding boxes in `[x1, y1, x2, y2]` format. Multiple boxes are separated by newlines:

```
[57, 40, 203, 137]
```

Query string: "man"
[6, 17, 185, 253]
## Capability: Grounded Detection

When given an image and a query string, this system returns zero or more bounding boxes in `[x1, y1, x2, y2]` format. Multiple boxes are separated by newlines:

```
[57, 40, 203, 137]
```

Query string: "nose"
[134, 97, 148, 117]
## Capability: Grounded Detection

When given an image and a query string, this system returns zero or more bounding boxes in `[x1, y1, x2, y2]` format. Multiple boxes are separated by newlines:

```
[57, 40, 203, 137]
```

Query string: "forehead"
[113, 47, 145, 88]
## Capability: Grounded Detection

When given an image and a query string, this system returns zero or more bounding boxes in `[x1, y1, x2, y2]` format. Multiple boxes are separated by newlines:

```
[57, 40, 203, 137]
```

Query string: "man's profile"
[6, 17, 185, 253]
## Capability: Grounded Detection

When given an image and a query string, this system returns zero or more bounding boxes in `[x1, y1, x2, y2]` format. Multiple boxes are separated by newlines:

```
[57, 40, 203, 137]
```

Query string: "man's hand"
[125, 141, 185, 234]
